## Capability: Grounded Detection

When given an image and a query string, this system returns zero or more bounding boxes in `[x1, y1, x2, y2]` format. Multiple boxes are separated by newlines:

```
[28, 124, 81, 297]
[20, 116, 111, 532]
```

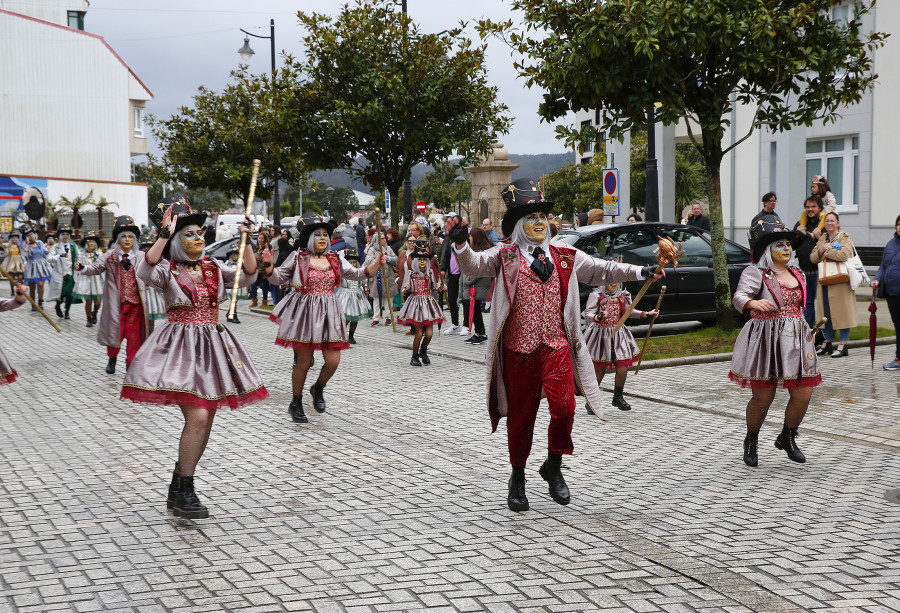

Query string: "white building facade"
[0, 0, 152, 228]
[574, 1, 898, 247]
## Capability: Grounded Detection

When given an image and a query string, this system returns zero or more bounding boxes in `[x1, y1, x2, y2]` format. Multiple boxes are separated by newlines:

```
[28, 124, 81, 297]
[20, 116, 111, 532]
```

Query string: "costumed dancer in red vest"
[730, 215, 820, 467]
[450, 177, 665, 512]
[397, 238, 446, 366]
[583, 280, 657, 413]
[0, 283, 27, 385]
[266, 213, 387, 424]
[77, 216, 149, 374]
[120, 196, 268, 519]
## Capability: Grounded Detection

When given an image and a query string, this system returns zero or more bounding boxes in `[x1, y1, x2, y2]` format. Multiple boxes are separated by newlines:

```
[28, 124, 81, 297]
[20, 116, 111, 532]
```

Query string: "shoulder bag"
[818, 258, 850, 286]
[846, 244, 869, 290]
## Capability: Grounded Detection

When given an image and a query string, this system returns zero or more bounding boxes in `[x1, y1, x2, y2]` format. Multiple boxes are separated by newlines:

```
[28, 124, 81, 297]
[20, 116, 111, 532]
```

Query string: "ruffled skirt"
[74, 272, 104, 299]
[24, 259, 52, 282]
[120, 321, 268, 410]
[337, 286, 372, 322]
[143, 287, 166, 320]
[0, 343, 17, 386]
[397, 294, 444, 327]
[269, 291, 349, 350]
[1, 255, 24, 275]
[584, 324, 641, 368]
[729, 316, 822, 389]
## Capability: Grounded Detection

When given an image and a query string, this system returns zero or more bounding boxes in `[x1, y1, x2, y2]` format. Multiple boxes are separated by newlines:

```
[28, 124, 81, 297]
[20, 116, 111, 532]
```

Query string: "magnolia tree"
[479, 0, 887, 329]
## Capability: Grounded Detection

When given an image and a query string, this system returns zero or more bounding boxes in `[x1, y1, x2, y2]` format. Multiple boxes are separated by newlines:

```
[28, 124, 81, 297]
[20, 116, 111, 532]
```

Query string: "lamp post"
[644, 106, 660, 222]
[454, 175, 466, 217]
[238, 19, 281, 231]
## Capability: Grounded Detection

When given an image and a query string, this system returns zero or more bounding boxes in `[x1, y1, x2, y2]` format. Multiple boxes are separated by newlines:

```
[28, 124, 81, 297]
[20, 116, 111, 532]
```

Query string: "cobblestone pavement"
[2, 300, 900, 612]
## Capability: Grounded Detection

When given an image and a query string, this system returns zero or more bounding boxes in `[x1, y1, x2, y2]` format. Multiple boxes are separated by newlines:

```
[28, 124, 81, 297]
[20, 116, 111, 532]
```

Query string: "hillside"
[308, 152, 573, 193]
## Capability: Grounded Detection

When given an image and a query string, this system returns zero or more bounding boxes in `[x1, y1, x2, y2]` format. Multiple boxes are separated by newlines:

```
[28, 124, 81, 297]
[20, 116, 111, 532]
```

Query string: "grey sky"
[86, 0, 572, 158]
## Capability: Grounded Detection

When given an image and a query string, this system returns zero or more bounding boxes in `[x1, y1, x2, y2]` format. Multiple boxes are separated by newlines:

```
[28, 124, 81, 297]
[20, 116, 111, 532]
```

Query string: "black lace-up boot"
[507, 465, 528, 512]
[173, 475, 209, 519]
[775, 426, 806, 463]
[167, 465, 180, 510]
[310, 381, 326, 413]
[538, 453, 570, 505]
[743, 432, 759, 467]
[289, 395, 308, 423]
[611, 386, 632, 411]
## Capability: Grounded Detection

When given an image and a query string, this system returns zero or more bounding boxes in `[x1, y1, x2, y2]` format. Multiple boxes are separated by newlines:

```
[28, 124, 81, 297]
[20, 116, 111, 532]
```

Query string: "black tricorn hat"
[296, 213, 336, 249]
[54, 223, 73, 238]
[748, 213, 799, 263]
[150, 194, 207, 235]
[343, 246, 360, 261]
[111, 215, 140, 243]
[500, 177, 554, 238]
[80, 231, 100, 248]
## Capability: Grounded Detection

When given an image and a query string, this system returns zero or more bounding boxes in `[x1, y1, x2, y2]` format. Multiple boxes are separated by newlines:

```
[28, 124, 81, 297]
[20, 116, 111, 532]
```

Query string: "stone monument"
[466, 142, 519, 229]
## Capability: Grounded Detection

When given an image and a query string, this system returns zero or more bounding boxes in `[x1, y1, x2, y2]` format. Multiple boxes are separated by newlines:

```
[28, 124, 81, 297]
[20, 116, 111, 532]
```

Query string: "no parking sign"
[602, 168, 620, 218]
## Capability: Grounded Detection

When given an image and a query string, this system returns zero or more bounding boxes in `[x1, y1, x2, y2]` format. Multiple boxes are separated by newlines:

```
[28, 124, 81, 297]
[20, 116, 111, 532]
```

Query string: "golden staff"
[227, 159, 261, 324]
[612, 235, 683, 335]
[633, 285, 666, 375]
[0, 267, 60, 332]
[812, 316, 827, 333]
[372, 208, 397, 333]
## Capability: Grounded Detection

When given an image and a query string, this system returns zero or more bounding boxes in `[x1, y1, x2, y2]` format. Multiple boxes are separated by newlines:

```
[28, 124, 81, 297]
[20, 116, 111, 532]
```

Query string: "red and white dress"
[397, 269, 444, 327]
[582, 289, 642, 369]
[0, 296, 23, 385]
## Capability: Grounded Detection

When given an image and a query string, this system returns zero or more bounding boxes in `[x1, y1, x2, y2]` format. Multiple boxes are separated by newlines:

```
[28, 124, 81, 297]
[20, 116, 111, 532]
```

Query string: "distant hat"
[344, 246, 360, 261]
[500, 177, 554, 238]
[139, 234, 155, 249]
[19, 223, 36, 237]
[748, 213, 799, 263]
[227, 241, 240, 255]
[111, 215, 140, 242]
[80, 231, 100, 248]
[54, 223, 73, 238]
[295, 213, 336, 248]
[411, 238, 430, 258]
[444, 212, 459, 220]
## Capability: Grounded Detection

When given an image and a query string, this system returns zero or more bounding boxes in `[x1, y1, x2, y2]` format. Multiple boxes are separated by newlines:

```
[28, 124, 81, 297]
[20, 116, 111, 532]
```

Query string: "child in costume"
[74, 231, 104, 327]
[583, 280, 657, 413]
[121, 196, 268, 519]
[0, 283, 28, 385]
[397, 238, 445, 366]
[336, 246, 372, 344]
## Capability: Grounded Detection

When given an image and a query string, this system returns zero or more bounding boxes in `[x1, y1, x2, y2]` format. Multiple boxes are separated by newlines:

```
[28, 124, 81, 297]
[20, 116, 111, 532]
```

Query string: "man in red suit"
[450, 178, 664, 512]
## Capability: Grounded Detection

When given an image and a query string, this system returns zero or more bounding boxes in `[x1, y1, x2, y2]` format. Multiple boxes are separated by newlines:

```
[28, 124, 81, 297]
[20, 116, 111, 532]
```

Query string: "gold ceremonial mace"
[227, 159, 262, 324]
[0, 267, 61, 333]
[812, 316, 828, 333]
[372, 208, 398, 333]
[612, 235, 683, 335]
[632, 285, 666, 376]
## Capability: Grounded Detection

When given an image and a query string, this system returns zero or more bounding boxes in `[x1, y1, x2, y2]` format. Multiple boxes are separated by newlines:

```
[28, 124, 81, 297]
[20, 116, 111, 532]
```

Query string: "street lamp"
[237, 19, 281, 231]
[454, 175, 466, 217]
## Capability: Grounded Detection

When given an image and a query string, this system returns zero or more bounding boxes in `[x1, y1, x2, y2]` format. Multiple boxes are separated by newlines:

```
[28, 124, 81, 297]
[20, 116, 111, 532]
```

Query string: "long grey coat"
[454, 242, 646, 425]
[80, 249, 149, 348]
[45, 241, 77, 302]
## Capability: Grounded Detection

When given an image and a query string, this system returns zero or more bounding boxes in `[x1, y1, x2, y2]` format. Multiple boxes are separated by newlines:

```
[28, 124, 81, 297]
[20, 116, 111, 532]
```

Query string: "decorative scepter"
[632, 285, 666, 375]
[372, 208, 398, 333]
[227, 159, 261, 324]
[0, 268, 60, 332]
[612, 235, 683, 335]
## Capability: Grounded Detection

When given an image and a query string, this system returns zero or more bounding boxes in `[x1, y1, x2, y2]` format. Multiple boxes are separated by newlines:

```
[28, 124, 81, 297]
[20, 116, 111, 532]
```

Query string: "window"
[133, 107, 145, 138]
[582, 233, 611, 258]
[67, 11, 84, 30]
[830, 2, 862, 24]
[581, 120, 592, 153]
[656, 228, 713, 267]
[611, 229, 658, 266]
[805, 135, 859, 210]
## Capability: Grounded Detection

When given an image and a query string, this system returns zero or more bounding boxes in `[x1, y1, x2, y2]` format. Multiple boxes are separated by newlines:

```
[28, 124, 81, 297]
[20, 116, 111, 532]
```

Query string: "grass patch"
[641, 324, 894, 361]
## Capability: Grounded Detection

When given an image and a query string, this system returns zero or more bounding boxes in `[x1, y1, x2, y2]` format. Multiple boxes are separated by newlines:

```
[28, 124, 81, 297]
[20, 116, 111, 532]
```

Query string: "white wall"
[870, 0, 900, 235]
[0, 0, 88, 26]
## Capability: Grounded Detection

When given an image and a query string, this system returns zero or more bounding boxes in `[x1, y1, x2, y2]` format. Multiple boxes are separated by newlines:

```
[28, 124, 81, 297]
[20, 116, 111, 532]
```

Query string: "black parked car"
[203, 234, 258, 262]
[552, 222, 752, 324]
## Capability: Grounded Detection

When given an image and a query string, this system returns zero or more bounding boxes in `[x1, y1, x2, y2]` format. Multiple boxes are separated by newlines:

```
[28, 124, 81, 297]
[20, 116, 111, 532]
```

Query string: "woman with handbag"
[460, 228, 493, 345]
[810, 212, 857, 357]
[871, 214, 900, 370]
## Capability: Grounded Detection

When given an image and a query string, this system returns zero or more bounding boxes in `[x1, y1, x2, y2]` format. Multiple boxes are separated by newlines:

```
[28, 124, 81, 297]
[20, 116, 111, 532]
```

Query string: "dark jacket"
[274, 238, 292, 268]
[875, 233, 900, 295]
[751, 209, 782, 228]
[792, 213, 821, 272]
[686, 214, 710, 232]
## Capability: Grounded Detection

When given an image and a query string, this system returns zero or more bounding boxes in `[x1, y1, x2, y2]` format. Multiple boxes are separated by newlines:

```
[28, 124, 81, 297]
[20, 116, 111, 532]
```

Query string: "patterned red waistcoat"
[503, 256, 567, 353]
[120, 263, 140, 305]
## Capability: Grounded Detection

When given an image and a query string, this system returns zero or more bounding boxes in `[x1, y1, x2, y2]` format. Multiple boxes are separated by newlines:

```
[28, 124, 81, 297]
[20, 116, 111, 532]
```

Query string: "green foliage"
[673, 154, 705, 219]
[150, 67, 308, 202]
[479, 0, 887, 328]
[412, 161, 470, 212]
[543, 155, 607, 221]
[283, 0, 511, 224]
[133, 159, 234, 215]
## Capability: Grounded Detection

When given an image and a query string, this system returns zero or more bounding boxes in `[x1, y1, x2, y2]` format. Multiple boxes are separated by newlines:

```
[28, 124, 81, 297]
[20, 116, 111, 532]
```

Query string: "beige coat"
[810, 230, 858, 329]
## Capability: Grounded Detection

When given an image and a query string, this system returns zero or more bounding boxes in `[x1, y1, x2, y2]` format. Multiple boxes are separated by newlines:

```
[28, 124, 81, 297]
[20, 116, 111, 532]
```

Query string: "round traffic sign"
[604, 172, 617, 195]
[415, 201, 427, 213]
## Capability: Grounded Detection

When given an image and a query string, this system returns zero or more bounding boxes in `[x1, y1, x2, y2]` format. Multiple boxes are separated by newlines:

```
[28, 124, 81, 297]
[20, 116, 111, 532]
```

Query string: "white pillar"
[656, 122, 677, 222]
[774, 126, 806, 220]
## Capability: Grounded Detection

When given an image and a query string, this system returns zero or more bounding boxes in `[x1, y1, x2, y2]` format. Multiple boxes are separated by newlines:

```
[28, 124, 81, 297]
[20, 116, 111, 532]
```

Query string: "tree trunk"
[701, 135, 734, 331]
[387, 185, 401, 229]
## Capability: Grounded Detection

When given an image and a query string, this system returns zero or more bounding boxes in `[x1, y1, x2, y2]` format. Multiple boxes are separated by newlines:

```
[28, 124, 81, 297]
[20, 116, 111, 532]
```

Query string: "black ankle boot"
[816, 341, 833, 356]
[288, 395, 308, 423]
[55, 302, 63, 318]
[310, 382, 326, 413]
[419, 348, 431, 365]
[539, 454, 570, 505]
[775, 426, 806, 463]
[86, 317, 94, 328]
[743, 432, 759, 467]
[64, 307, 70, 320]
[348, 333, 356, 345]
[586, 402, 595, 416]
[105, 357, 116, 374]
[611, 386, 632, 411]
[410, 352, 422, 366]
[507, 466, 529, 512]
[167, 466, 180, 510]
[173, 475, 209, 519]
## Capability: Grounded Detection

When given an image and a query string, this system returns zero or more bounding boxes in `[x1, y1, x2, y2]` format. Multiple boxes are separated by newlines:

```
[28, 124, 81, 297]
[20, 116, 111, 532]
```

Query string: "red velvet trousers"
[107, 300, 145, 367]
[502, 344, 576, 467]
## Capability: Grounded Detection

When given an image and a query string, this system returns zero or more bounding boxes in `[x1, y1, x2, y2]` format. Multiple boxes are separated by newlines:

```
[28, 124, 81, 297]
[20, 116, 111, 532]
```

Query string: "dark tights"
[84, 299, 100, 320]
[348, 320, 358, 338]
[745, 386, 812, 433]
[178, 406, 216, 476]
[292, 348, 340, 396]
[412, 325, 433, 354]
[594, 364, 628, 388]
